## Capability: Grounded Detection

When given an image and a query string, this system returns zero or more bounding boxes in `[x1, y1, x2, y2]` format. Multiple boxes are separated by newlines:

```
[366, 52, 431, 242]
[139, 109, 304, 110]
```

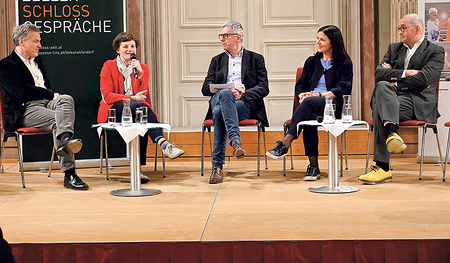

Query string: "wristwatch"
[319, 93, 322, 97]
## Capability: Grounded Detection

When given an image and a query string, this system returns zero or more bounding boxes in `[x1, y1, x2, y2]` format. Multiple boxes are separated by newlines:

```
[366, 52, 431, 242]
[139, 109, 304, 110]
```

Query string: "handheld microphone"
[316, 116, 323, 123]
[130, 53, 138, 78]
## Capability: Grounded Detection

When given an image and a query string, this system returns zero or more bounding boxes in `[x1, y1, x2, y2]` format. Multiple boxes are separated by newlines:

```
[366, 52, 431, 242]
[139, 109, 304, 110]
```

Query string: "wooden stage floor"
[1, 156, 450, 245]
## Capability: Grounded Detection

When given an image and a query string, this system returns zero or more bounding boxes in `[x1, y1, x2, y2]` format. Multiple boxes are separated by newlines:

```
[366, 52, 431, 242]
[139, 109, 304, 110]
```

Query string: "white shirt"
[15, 49, 47, 89]
[402, 36, 425, 78]
[225, 49, 243, 84]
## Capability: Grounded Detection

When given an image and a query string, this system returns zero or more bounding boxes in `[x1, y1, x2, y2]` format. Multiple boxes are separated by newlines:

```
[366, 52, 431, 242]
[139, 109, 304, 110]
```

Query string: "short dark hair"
[315, 25, 350, 65]
[112, 32, 140, 52]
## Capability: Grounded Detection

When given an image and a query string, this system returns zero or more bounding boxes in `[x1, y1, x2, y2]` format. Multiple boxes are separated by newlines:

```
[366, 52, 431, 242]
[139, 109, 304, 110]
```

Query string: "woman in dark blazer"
[266, 25, 353, 181]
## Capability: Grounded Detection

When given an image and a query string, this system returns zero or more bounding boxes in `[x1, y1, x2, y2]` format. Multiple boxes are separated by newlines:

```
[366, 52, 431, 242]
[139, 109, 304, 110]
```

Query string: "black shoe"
[64, 174, 89, 190]
[304, 164, 320, 181]
[140, 171, 150, 184]
[266, 141, 288, 159]
[56, 137, 82, 157]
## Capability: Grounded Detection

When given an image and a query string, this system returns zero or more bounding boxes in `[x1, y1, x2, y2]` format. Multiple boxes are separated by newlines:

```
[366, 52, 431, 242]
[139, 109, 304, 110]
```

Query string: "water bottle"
[323, 96, 335, 124]
[121, 98, 132, 126]
[341, 95, 353, 123]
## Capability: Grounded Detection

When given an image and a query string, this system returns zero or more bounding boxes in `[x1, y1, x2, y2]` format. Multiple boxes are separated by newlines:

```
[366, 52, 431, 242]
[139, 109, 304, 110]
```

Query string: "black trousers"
[112, 100, 162, 165]
[287, 96, 340, 157]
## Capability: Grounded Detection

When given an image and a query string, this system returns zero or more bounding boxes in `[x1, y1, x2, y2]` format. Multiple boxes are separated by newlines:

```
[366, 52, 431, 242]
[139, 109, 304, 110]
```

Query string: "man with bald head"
[360, 13, 445, 184]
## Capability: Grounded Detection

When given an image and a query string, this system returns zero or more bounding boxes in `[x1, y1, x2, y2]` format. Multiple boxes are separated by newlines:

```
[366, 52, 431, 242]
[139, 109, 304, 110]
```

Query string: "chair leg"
[344, 131, 348, 170]
[257, 123, 261, 176]
[17, 134, 25, 188]
[433, 127, 444, 173]
[162, 147, 166, 178]
[154, 143, 158, 171]
[0, 135, 7, 173]
[419, 126, 426, 180]
[263, 126, 267, 170]
[340, 133, 344, 177]
[201, 125, 206, 176]
[48, 146, 55, 177]
[99, 131, 104, 174]
[365, 125, 373, 174]
[104, 130, 109, 181]
[443, 129, 450, 182]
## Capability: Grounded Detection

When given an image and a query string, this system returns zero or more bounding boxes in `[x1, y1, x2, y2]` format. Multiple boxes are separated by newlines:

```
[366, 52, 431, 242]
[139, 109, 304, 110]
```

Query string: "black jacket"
[202, 48, 270, 127]
[295, 55, 353, 109]
[0, 51, 54, 132]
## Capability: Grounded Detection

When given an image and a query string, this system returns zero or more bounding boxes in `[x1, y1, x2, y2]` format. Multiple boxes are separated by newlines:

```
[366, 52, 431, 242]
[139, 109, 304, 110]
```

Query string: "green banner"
[16, 0, 126, 161]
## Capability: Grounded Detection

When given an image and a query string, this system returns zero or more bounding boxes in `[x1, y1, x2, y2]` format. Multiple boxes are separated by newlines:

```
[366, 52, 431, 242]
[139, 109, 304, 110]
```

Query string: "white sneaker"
[162, 144, 185, 159]
[303, 175, 318, 181]
[140, 171, 150, 184]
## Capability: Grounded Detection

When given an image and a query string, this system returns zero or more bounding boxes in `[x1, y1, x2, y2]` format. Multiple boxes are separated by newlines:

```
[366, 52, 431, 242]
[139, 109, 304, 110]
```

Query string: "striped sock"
[155, 136, 170, 150]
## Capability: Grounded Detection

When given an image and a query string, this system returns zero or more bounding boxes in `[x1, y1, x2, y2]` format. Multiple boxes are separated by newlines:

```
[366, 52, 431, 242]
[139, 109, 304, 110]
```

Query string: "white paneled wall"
[158, 0, 343, 127]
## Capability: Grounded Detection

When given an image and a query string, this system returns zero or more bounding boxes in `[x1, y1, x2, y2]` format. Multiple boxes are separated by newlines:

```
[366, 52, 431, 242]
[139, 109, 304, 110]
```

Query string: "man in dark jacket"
[0, 22, 88, 190]
[360, 14, 444, 184]
[202, 21, 269, 184]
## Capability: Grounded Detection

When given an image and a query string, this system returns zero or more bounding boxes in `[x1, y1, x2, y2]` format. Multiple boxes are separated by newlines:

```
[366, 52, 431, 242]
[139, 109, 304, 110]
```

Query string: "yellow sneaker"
[358, 165, 393, 185]
[386, 132, 407, 153]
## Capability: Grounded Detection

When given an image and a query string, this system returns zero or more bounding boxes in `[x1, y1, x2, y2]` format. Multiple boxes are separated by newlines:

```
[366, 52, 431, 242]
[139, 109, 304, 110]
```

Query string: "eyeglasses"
[397, 25, 414, 33]
[218, 33, 239, 39]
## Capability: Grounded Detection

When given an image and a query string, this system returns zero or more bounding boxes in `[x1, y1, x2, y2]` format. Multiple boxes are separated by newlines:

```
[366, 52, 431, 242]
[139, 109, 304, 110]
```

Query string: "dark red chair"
[365, 85, 444, 180]
[201, 119, 267, 176]
[0, 86, 55, 188]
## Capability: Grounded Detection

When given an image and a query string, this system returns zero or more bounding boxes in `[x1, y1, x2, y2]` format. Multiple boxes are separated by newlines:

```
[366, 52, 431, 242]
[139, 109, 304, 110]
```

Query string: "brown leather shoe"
[232, 142, 245, 159]
[209, 167, 223, 184]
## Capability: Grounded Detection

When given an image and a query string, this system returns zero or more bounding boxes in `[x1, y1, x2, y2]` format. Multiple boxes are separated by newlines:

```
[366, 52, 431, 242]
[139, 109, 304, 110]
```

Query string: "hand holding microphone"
[130, 53, 139, 78]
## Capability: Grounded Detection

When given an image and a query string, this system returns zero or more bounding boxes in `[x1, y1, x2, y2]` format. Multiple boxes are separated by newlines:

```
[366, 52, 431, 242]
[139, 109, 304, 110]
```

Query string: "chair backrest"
[292, 67, 303, 114]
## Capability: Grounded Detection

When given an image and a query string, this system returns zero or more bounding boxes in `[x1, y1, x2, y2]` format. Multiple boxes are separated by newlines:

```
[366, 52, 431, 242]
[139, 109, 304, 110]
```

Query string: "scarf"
[116, 55, 134, 95]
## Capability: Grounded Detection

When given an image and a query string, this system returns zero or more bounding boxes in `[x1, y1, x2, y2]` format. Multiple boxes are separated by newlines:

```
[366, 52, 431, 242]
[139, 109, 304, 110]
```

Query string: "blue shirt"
[313, 58, 333, 94]
[226, 49, 243, 84]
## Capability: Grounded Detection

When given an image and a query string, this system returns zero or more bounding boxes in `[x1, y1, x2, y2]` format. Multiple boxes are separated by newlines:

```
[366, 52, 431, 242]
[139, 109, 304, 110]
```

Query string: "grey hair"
[222, 21, 244, 42]
[407, 13, 424, 30]
[428, 7, 438, 14]
[12, 22, 40, 46]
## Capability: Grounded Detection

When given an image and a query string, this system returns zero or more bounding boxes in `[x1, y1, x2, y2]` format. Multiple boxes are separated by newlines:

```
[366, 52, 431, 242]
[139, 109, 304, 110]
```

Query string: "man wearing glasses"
[359, 13, 444, 184]
[201, 21, 269, 184]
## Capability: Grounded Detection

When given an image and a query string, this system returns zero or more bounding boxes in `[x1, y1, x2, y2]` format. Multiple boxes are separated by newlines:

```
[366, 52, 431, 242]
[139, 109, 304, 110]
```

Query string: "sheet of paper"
[209, 83, 235, 93]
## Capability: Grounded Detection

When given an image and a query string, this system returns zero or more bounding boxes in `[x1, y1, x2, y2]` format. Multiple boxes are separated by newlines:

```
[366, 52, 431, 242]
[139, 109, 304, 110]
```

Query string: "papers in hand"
[209, 83, 235, 93]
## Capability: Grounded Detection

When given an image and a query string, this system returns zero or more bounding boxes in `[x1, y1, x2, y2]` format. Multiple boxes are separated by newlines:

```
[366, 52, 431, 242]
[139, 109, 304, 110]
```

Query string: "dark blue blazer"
[295, 55, 353, 109]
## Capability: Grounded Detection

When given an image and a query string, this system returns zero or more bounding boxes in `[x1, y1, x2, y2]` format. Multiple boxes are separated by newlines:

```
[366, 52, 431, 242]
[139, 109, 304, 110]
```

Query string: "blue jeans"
[210, 89, 250, 165]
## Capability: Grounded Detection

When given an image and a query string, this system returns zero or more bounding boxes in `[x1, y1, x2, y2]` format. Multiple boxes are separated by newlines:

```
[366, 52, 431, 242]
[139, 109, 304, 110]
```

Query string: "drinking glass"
[140, 107, 148, 124]
[107, 108, 116, 126]
[341, 95, 353, 123]
[135, 108, 143, 123]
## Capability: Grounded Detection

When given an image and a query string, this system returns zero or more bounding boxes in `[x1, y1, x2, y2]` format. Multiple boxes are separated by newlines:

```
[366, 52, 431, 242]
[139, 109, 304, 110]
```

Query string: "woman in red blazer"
[98, 32, 184, 182]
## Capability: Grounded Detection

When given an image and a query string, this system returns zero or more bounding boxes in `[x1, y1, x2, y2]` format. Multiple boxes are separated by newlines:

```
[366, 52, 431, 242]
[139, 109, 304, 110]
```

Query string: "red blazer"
[97, 59, 156, 123]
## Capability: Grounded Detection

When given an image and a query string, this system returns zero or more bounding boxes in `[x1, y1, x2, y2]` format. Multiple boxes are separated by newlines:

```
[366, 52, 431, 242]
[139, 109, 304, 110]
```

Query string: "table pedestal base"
[308, 185, 359, 194]
[110, 188, 162, 197]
